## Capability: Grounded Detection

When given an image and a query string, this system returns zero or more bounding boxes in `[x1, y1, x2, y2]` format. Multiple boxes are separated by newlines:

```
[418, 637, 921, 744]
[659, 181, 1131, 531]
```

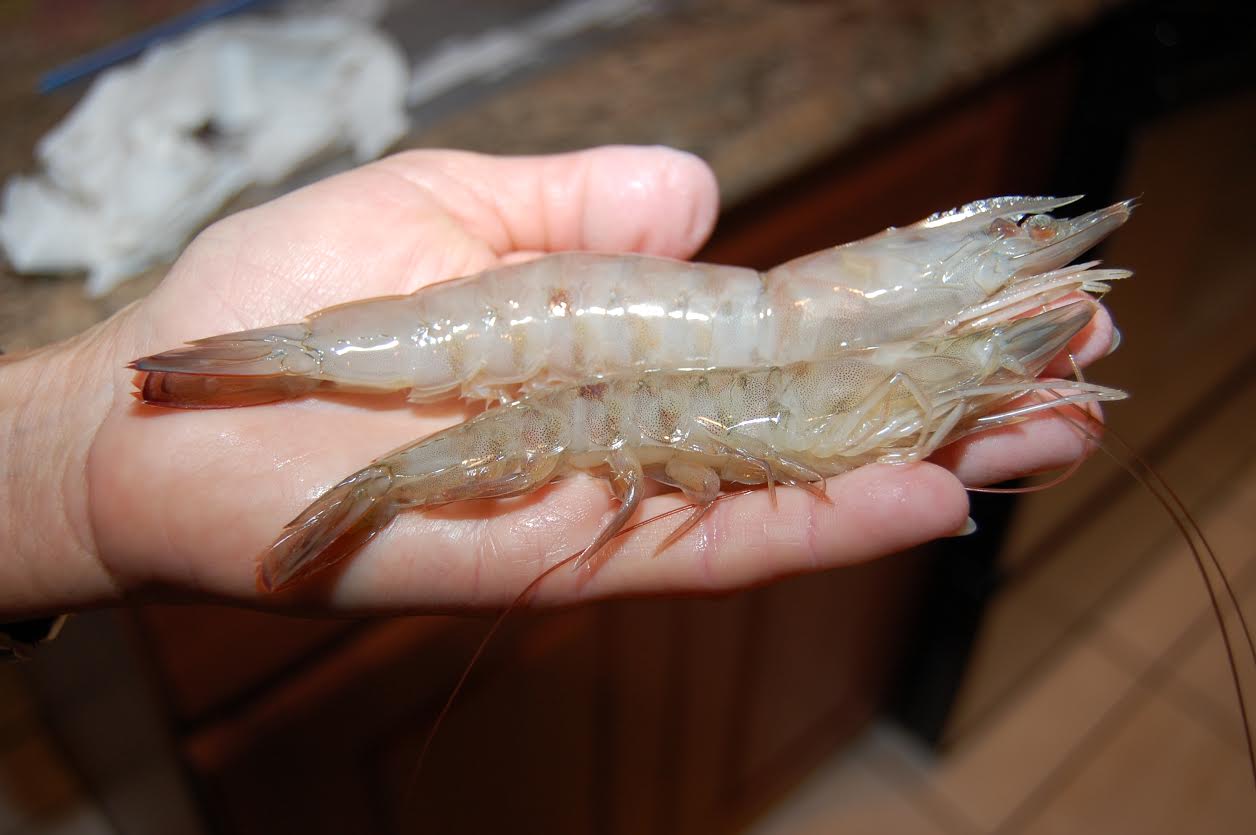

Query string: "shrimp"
[259, 301, 1124, 591]
[133, 196, 1131, 408]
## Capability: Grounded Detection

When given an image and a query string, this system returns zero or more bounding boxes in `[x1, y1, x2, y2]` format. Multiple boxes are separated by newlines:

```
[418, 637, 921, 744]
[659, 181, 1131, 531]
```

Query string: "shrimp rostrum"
[260, 302, 1123, 591]
[134, 196, 1131, 408]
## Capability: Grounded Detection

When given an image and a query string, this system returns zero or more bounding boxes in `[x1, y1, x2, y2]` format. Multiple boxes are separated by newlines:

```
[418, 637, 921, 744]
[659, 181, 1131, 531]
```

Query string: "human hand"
[0, 146, 1115, 616]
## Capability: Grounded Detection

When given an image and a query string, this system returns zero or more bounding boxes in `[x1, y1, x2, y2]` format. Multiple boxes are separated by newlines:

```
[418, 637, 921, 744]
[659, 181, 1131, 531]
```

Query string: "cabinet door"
[131, 605, 352, 725]
[664, 554, 933, 833]
[182, 611, 601, 835]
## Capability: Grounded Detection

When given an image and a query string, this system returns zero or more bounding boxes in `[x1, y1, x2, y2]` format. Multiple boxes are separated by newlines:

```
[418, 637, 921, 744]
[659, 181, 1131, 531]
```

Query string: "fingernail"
[1106, 326, 1122, 356]
[946, 516, 978, 537]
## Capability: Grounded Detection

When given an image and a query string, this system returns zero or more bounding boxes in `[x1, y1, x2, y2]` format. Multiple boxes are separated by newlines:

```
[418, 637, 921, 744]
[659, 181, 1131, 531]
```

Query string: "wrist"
[0, 317, 130, 617]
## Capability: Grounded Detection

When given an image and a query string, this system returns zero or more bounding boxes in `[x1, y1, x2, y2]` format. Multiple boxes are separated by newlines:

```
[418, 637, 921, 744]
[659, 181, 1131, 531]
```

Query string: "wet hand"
[0, 147, 1115, 615]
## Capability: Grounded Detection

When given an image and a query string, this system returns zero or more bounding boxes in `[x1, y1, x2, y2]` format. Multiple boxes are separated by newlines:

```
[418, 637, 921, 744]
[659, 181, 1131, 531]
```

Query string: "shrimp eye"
[1023, 214, 1059, 242]
[988, 218, 1019, 238]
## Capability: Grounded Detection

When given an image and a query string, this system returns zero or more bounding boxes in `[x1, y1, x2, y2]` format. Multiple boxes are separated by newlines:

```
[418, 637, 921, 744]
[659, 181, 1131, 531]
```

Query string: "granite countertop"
[0, 0, 1125, 352]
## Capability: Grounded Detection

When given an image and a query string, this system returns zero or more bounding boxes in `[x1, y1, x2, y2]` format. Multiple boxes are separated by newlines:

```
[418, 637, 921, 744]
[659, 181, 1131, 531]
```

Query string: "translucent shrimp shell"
[135, 197, 1131, 407]
[260, 302, 1125, 589]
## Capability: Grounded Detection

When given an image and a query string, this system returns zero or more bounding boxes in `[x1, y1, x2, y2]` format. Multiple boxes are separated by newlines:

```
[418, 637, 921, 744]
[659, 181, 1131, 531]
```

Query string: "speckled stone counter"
[0, 0, 1126, 351]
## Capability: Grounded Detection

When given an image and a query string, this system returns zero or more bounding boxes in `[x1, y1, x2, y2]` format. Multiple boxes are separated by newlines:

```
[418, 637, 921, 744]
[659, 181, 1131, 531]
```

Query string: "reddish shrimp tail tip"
[138, 370, 319, 408]
[258, 466, 397, 592]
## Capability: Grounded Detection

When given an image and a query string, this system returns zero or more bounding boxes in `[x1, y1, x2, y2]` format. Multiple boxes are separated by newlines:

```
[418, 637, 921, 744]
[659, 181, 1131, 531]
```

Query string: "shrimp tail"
[260, 411, 569, 590]
[131, 323, 321, 408]
[259, 465, 398, 591]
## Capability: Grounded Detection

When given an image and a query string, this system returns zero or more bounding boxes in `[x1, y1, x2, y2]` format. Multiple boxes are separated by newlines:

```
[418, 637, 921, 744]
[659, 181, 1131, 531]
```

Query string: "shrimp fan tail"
[131, 324, 320, 408]
[259, 466, 398, 591]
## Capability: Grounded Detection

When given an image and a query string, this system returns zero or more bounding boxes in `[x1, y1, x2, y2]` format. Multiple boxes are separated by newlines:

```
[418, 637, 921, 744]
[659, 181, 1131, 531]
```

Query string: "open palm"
[63, 146, 1113, 614]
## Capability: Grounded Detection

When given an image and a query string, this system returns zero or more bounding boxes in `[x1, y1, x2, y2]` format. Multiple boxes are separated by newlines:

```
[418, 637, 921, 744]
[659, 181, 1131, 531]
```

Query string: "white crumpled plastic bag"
[0, 15, 409, 296]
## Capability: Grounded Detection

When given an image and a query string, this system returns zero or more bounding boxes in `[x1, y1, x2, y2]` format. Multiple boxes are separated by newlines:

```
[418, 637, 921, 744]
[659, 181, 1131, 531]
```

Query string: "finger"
[139, 146, 721, 344]
[928, 299, 1118, 487]
[571, 463, 971, 599]
[928, 394, 1106, 487]
[305, 462, 969, 610]
[375, 145, 720, 258]
[1041, 301, 1117, 377]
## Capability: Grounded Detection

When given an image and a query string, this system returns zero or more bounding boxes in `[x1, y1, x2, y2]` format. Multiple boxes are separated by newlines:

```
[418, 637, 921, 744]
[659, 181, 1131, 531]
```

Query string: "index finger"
[374, 145, 721, 258]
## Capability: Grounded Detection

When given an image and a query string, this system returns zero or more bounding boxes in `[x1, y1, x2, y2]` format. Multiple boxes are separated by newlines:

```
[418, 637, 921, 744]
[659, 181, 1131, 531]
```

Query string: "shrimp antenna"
[1044, 393, 1256, 791]
[964, 387, 1255, 789]
[965, 356, 1088, 496]
[966, 455, 1085, 494]
[972, 348, 1254, 790]
[409, 551, 580, 781]
[406, 490, 756, 808]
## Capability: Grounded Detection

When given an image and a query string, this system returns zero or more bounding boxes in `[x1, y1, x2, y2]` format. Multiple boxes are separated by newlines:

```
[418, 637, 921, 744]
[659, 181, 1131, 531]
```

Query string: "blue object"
[38, 0, 277, 94]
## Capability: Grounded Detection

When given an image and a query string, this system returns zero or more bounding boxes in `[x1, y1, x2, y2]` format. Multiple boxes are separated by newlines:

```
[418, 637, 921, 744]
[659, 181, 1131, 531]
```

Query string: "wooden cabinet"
[135, 557, 930, 835]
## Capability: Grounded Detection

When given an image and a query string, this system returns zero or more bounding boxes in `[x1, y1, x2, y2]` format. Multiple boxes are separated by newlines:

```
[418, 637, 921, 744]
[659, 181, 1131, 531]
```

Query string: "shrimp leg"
[648, 425, 830, 556]
[573, 450, 644, 573]
[693, 417, 829, 504]
[652, 459, 723, 555]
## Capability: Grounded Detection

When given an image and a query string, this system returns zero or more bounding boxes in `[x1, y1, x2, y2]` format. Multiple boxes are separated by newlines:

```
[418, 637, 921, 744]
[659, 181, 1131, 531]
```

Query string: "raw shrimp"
[133, 196, 1131, 408]
[259, 301, 1124, 591]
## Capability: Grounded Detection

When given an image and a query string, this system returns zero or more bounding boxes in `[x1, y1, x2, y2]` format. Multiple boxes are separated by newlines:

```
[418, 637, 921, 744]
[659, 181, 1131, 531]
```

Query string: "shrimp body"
[260, 302, 1125, 590]
[135, 197, 1131, 408]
